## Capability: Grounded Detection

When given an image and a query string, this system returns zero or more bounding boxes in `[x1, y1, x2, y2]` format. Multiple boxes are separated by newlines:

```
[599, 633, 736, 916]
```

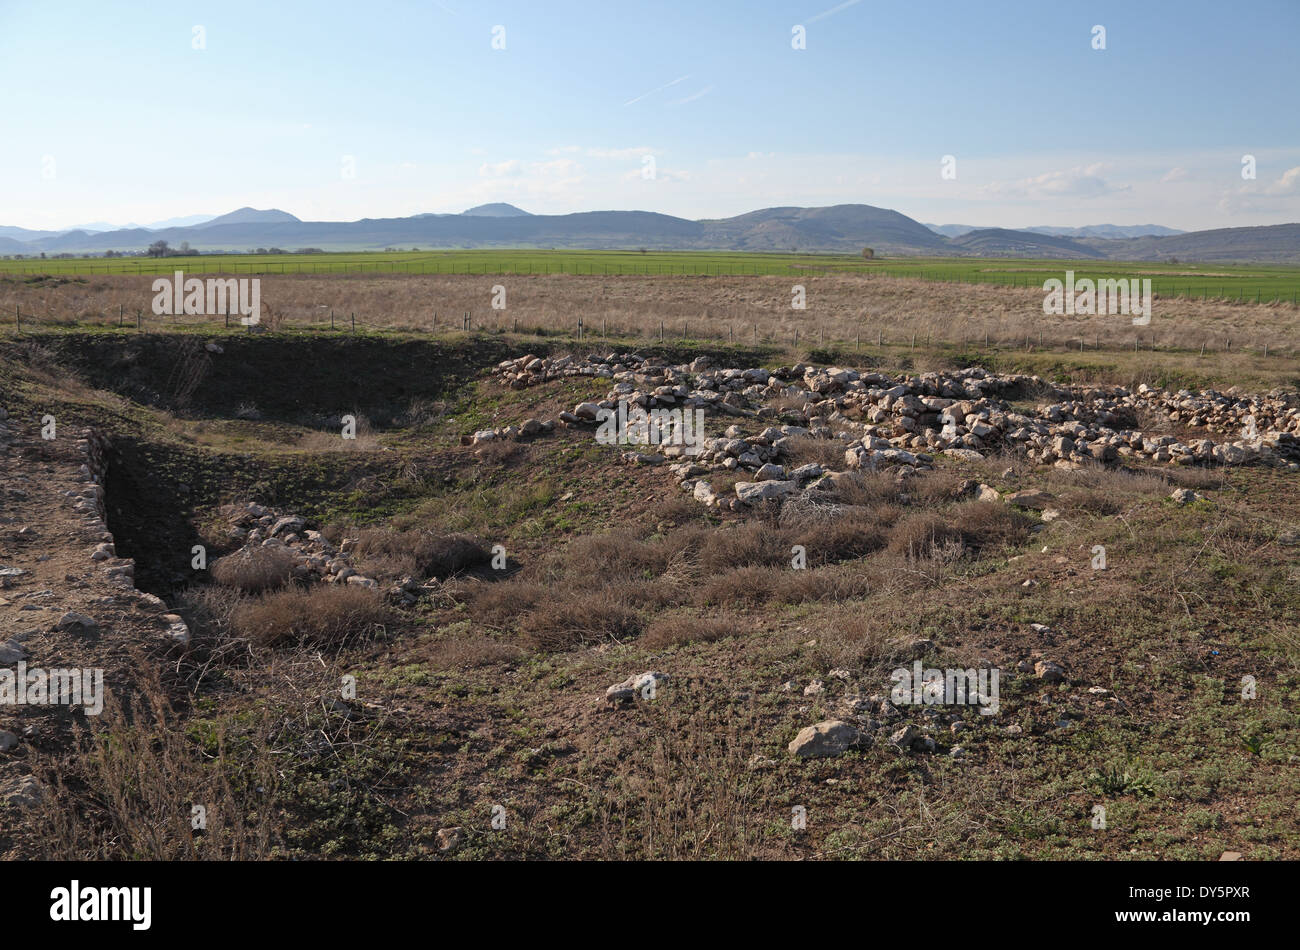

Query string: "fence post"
[352, 312, 356, 332]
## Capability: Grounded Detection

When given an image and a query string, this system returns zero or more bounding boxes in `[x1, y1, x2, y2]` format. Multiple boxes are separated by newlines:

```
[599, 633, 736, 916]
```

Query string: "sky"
[2, 0, 1298, 232]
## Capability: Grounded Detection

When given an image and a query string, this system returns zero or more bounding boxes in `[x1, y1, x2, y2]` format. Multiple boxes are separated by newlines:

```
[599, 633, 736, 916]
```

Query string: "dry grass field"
[5, 272, 1300, 361]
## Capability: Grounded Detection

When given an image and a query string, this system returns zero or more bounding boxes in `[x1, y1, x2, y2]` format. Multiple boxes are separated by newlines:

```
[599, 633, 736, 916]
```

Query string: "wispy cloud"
[981, 163, 1129, 199]
[1219, 164, 1300, 214]
[808, 0, 862, 23]
[478, 160, 522, 177]
[671, 85, 713, 106]
[1265, 165, 1300, 195]
[623, 74, 690, 107]
[546, 146, 660, 160]
[588, 146, 659, 159]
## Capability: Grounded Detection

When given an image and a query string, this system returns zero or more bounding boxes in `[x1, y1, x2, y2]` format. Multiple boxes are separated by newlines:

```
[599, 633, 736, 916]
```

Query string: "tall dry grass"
[4, 272, 1298, 357]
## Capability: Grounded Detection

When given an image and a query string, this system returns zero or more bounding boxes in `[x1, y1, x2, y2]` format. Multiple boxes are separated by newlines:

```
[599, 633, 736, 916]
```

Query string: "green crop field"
[863, 257, 1300, 305]
[0, 249, 879, 279]
[4, 249, 1300, 303]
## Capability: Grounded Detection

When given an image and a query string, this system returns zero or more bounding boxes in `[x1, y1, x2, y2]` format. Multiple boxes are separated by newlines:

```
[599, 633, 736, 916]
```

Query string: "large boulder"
[1005, 490, 1053, 510]
[735, 480, 798, 504]
[788, 720, 863, 758]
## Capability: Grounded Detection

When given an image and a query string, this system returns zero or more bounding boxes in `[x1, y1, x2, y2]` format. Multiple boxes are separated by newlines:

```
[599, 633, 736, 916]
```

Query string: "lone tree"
[862, 247, 875, 260]
[147, 239, 170, 258]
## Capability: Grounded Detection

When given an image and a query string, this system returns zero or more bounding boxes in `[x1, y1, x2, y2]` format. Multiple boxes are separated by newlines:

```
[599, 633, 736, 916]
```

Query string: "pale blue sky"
[2, 0, 1297, 231]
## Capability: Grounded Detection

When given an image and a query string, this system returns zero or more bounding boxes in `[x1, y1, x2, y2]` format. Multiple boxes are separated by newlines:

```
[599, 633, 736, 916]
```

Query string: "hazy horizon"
[7, 201, 1249, 238]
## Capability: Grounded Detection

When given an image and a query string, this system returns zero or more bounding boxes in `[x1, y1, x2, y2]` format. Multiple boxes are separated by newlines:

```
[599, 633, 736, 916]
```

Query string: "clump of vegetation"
[231, 586, 391, 648]
[349, 528, 491, 580]
[211, 546, 297, 593]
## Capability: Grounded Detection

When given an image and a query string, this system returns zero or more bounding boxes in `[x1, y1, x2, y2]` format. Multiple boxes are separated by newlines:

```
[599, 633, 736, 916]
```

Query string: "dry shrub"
[698, 521, 790, 572]
[805, 607, 895, 671]
[642, 612, 745, 649]
[421, 532, 493, 577]
[620, 577, 696, 611]
[473, 439, 526, 465]
[427, 635, 522, 669]
[1057, 487, 1125, 516]
[783, 434, 848, 469]
[886, 511, 964, 560]
[948, 500, 1032, 551]
[232, 585, 391, 648]
[352, 528, 490, 580]
[469, 579, 549, 625]
[829, 470, 906, 507]
[211, 545, 296, 593]
[645, 491, 701, 528]
[910, 470, 966, 506]
[777, 492, 845, 527]
[888, 502, 1028, 558]
[561, 530, 675, 580]
[791, 512, 890, 563]
[521, 590, 643, 650]
[695, 565, 780, 606]
[772, 564, 872, 603]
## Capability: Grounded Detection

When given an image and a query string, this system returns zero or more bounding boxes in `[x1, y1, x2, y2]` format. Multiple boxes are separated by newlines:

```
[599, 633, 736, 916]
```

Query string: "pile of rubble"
[219, 504, 420, 604]
[488, 352, 1300, 510]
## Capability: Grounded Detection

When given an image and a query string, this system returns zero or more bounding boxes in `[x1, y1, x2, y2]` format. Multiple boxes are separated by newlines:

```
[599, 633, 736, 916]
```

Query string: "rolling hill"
[3, 204, 1298, 263]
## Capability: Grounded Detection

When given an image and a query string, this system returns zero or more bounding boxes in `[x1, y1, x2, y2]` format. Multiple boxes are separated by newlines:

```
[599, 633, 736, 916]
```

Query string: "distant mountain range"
[927, 223, 1185, 240]
[3, 203, 1298, 263]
